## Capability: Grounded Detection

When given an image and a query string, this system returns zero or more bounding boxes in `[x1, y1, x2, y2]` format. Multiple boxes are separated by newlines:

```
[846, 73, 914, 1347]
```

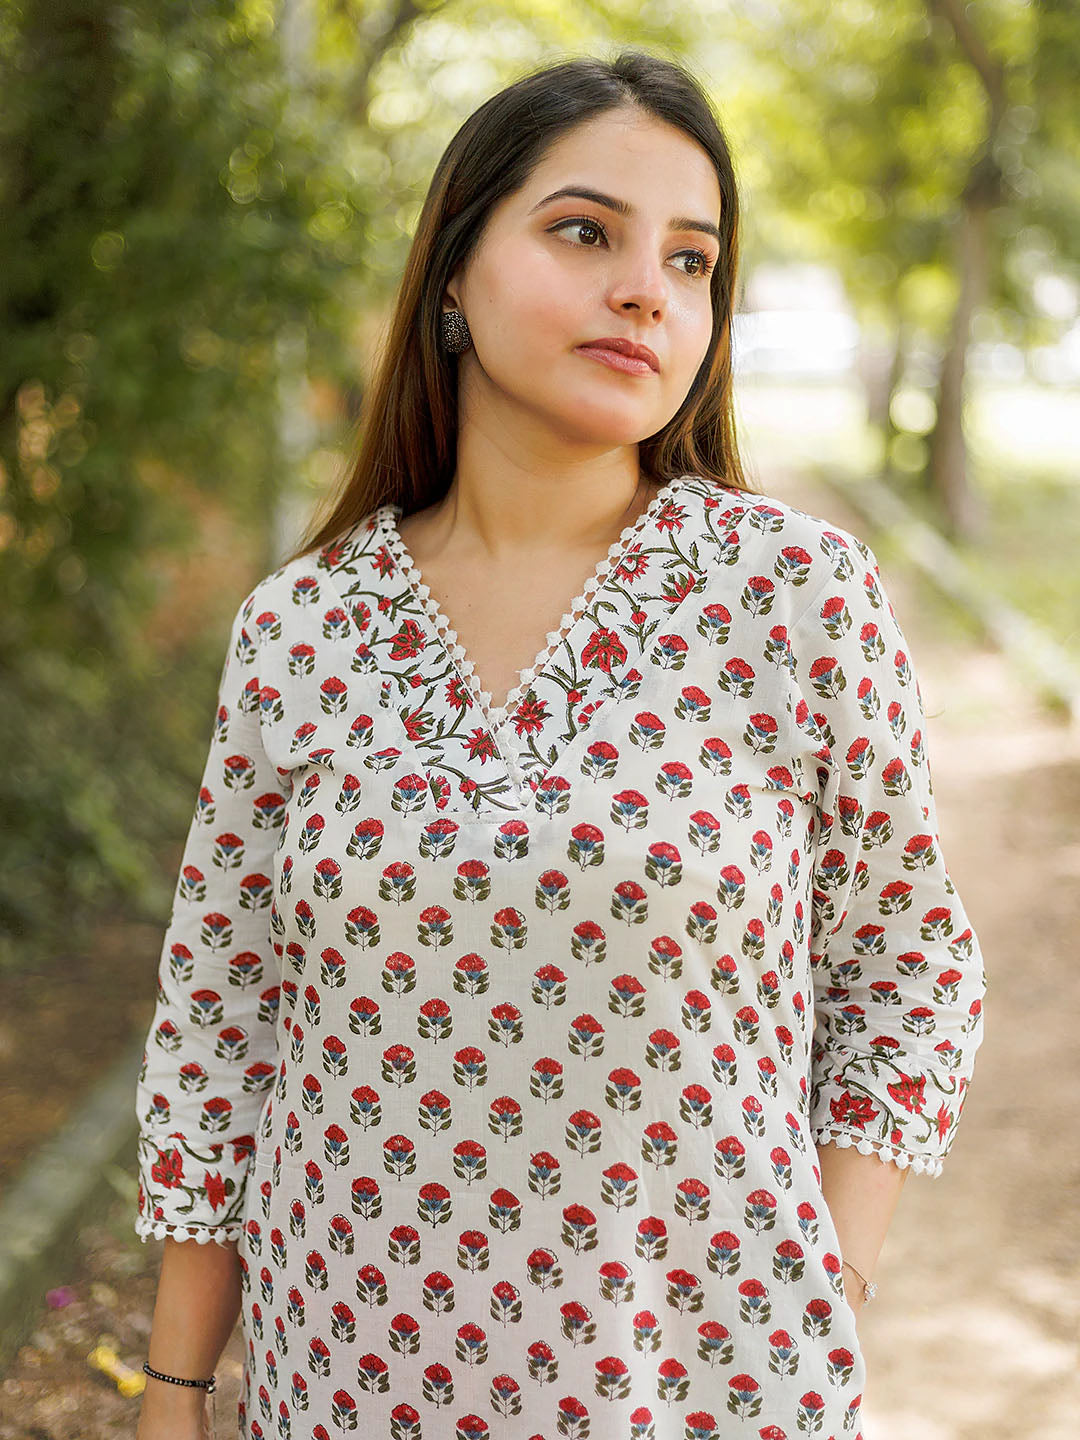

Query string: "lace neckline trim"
[375, 474, 698, 736]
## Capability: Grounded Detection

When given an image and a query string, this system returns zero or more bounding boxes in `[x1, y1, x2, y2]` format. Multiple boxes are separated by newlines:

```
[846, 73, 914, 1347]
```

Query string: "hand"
[839, 1253, 873, 1330]
[135, 1379, 213, 1440]
[843, 1284, 867, 1332]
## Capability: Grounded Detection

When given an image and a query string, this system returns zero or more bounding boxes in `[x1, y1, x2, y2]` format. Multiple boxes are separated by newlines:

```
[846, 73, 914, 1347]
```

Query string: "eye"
[549, 215, 715, 279]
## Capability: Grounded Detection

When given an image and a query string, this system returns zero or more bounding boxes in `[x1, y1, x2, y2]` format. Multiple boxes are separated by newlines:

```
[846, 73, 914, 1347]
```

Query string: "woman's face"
[448, 107, 723, 456]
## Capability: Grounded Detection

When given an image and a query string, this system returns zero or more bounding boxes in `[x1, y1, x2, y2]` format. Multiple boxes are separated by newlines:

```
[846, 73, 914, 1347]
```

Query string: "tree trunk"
[925, 0, 1006, 544]
[927, 193, 991, 543]
[881, 317, 908, 481]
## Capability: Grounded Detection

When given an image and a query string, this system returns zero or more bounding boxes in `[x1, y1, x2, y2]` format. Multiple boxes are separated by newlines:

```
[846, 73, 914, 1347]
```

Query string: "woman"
[134, 51, 987, 1439]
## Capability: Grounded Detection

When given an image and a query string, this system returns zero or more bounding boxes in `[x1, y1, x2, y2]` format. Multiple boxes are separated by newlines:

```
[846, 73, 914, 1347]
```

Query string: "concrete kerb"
[815, 470, 1080, 732]
[0, 1031, 145, 1375]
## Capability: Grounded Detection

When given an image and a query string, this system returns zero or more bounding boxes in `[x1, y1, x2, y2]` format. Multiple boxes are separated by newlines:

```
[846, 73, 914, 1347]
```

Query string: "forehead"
[518, 110, 721, 218]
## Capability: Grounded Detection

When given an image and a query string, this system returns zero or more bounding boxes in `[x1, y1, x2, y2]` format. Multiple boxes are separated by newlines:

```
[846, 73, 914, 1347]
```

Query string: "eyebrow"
[528, 185, 721, 244]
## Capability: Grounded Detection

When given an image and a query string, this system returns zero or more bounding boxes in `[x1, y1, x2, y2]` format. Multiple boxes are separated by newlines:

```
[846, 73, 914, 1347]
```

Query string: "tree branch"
[929, 0, 1007, 129]
[928, 0, 1009, 205]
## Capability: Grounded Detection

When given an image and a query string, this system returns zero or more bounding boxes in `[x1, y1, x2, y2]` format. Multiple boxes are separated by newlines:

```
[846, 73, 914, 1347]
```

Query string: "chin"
[553, 421, 656, 450]
[544, 395, 663, 443]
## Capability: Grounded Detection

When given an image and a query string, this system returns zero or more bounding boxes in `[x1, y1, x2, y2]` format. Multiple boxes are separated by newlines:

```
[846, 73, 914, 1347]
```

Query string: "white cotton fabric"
[134, 474, 986, 1437]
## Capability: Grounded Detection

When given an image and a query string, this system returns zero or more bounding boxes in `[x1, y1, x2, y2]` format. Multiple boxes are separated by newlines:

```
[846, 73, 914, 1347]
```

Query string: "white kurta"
[135, 473, 987, 1438]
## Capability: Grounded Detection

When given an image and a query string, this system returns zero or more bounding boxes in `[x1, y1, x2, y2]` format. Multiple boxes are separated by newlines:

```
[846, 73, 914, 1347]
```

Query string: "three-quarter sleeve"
[790, 529, 987, 1177]
[133, 586, 286, 1243]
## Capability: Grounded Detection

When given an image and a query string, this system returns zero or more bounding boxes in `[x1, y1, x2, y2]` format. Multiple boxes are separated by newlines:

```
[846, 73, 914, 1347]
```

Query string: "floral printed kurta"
[134, 473, 987, 1439]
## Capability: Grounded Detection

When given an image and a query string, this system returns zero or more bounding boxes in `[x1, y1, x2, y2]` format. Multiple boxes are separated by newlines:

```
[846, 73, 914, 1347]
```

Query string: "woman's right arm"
[133, 583, 289, 1431]
[136, 1238, 242, 1438]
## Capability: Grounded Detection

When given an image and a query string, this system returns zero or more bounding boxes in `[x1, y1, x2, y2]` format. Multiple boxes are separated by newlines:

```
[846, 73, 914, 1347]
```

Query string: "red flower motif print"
[580, 626, 629, 674]
[887, 1070, 928, 1114]
[204, 1170, 227, 1212]
[389, 617, 426, 661]
[827, 1090, 879, 1131]
[151, 1146, 184, 1189]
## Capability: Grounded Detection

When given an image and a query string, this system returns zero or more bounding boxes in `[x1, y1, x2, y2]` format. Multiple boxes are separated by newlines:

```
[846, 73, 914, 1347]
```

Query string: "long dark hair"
[285, 50, 752, 566]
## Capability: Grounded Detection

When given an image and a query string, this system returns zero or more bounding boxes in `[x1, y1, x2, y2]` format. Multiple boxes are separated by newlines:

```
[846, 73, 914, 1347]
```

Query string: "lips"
[577, 337, 660, 372]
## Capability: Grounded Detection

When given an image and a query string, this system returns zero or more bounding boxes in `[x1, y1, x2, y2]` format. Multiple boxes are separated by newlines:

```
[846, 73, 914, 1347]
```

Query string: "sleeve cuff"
[812, 1125, 945, 1177]
[135, 1130, 258, 1238]
[134, 1214, 245, 1244]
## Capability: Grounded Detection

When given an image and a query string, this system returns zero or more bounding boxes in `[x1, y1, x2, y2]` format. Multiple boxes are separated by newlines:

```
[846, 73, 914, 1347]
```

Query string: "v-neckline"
[375, 474, 697, 738]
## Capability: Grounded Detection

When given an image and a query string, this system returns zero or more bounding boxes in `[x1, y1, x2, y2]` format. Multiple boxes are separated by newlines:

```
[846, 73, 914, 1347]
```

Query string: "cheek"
[672, 290, 715, 358]
[475, 248, 575, 346]
[661, 316, 713, 401]
[477, 295, 598, 410]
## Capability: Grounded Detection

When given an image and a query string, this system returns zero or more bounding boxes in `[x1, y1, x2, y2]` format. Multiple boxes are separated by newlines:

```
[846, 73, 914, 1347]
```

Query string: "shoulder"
[720, 482, 874, 560]
[238, 511, 386, 623]
[694, 479, 880, 602]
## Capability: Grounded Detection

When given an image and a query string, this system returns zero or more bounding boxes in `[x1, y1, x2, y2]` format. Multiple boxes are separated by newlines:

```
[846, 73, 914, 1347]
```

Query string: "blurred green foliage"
[0, 0, 381, 969]
[717, 0, 1080, 519]
[728, 0, 1080, 325]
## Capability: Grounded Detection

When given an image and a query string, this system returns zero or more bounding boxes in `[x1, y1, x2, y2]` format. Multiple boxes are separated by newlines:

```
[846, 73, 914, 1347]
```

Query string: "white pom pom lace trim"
[135, 1215, 244, 1245]
[377, 475, 696, 738]
[813, 1126, 944, 1177]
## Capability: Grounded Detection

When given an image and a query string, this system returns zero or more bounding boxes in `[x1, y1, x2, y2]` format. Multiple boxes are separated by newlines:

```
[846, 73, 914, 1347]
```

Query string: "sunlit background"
[0, 2, 1077, 1436]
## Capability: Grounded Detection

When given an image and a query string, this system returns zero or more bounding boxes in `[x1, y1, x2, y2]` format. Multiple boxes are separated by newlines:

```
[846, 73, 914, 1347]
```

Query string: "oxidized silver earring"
[440, 308, 472, 354]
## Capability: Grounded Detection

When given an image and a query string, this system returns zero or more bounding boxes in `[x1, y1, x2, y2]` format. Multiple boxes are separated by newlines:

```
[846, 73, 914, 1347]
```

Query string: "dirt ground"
[1, 469, 1077, 1439]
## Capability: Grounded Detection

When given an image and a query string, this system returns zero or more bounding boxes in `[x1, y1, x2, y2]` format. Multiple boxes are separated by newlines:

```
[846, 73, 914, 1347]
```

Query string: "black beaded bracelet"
[143, 1361, 217, 1393]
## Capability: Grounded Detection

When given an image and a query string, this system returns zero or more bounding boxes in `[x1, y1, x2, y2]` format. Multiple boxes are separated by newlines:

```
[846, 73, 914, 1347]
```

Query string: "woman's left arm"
[818, 1141, 909, 1325]
[787, 529, 988, 1327]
